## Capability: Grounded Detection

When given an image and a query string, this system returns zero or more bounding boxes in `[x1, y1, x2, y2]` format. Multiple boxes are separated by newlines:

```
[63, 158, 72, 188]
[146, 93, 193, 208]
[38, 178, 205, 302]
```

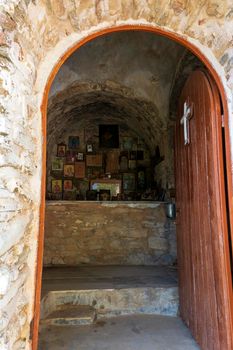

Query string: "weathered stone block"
[148, 237, 168, 251]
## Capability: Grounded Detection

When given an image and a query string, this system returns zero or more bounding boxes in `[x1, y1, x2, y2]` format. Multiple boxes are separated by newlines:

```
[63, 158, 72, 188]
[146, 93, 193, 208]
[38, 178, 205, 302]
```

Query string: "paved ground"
[39, 314, 200, 350]
[42, 265, 178, 296]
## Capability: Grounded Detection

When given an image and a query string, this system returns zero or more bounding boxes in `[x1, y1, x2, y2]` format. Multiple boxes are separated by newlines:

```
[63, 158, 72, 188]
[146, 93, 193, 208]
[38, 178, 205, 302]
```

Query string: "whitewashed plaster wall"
[0, 1, 233, 349]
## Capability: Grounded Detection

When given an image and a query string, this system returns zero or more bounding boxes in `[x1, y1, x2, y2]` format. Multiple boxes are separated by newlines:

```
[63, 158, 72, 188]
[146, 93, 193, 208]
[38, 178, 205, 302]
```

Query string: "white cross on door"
[180, 101, 193, 145]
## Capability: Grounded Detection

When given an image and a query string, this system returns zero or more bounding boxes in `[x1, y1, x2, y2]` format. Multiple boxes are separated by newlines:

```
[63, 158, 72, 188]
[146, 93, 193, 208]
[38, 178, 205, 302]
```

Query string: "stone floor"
[42, 265, 178, 296]
[39, 314, 200, 350]
[39, 267, 199, 349]
[40, 265, 179, 325]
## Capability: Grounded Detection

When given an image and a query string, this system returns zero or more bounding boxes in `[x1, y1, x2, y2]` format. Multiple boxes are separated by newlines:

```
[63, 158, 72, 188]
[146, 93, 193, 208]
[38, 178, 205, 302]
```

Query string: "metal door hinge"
[221, 114, 225, 128]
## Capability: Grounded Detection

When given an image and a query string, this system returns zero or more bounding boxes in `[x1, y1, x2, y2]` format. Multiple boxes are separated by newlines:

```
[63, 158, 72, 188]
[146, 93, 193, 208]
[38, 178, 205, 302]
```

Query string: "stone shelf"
[46, 200, 168, 209]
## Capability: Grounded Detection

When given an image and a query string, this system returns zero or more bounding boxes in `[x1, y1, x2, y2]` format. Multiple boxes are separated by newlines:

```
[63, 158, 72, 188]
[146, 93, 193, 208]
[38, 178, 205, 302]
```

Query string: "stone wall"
[44, 201, 176, 266]
[0, 0, 233, 349]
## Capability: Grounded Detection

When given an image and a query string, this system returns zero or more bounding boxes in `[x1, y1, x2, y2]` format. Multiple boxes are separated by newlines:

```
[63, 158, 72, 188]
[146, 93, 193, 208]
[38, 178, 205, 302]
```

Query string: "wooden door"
[175, 70, 233, 350]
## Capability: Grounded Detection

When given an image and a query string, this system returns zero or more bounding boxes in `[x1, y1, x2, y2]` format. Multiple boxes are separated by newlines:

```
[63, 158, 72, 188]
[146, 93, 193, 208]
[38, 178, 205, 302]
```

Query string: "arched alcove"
[36, 26, 233, 350]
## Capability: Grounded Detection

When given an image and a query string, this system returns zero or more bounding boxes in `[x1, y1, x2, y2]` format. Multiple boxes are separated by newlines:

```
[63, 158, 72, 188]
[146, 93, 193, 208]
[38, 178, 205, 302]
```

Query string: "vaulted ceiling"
[48, 30, 202, 153]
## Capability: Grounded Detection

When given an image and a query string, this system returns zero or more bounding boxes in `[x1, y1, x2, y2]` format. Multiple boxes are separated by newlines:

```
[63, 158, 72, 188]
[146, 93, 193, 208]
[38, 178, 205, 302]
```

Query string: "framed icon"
[137, 169, 146, 190]
[57, 143, 66, 157]
[63, 179, 73, 191]
[66, 150, 75, 163]
[123, 173, 136, 192]
[51, 157, 63, 171]
[119, 153, 128, 172]
[74, 162, 85, 179]
[86, 154, 103, 167]
[99, 125, 119, 148]
[51, 179, 62, 193]
[122, 137, 134, 151]
[68, 136, 80, 149]
[76, 152, 84, 161]
[128, 160, 137, 169]
[64, 164, 75, 177]
[87, 144, 93, 153]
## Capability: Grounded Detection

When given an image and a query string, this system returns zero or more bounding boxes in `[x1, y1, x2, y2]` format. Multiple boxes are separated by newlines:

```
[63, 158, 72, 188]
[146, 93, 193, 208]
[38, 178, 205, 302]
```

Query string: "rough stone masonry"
[44, 201, 176, 266]
[0, 1, 233, 349]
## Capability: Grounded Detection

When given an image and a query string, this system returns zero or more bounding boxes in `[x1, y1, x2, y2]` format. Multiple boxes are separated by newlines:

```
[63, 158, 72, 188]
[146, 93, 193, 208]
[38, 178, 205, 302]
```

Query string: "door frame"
[32, 25, 233, 349]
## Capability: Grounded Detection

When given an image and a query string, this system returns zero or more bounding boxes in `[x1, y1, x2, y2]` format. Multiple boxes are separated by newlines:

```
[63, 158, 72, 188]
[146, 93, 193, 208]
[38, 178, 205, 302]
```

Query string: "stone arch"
[0, 1, 233, 349]
[34, 22, 233, 349]
[36, 22, 232, 106]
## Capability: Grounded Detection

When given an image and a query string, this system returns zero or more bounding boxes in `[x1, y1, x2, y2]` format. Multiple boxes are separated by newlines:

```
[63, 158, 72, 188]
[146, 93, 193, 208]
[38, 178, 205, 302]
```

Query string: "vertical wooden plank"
[175, 70, 233, 350]
[205, 74, 233, 349]
[196, 75, 219, 349]
[189, 78, 207, 348]
[175, 102, 191, 326]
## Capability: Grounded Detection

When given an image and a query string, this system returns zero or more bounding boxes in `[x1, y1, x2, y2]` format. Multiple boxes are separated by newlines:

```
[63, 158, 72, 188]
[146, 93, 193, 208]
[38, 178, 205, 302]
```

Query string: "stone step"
[41, 286, 179, 321]
[40, 304, 96, 326]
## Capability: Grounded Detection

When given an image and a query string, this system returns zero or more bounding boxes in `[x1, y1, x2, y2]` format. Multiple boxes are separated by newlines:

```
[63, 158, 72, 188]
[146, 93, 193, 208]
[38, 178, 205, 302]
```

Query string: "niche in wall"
[47, 115, 168, 201]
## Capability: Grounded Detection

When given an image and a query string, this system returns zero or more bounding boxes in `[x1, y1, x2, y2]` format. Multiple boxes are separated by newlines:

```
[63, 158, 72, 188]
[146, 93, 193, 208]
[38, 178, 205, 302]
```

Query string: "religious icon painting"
[51, 179, 62, 193]
[63, 179, 73, 191]
[86, 144, 93, 153]
[99, 125, 119, 149]
[137, 169, 146, 190]
[57, 143, 66, 157]
[128, 160, 137, 170]
[119, 153, 128, 172]
[122, 137, 134, 151]
[66, 150, 75, 163]
[51, 157, 63, 171]
[64, 164, 75, 177]
[76, 152, 84, 161]
[74, 162, 85, 179]
[87, 167, 94, 179]
[68, 136, 80, 149]
[123, 173, 136, 192]
[105, 150, 120, 173]
[86, 154, 103, 167]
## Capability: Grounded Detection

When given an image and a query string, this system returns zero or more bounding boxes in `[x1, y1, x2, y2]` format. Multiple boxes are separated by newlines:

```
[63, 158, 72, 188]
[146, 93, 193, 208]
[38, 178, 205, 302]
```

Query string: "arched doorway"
[33, 25, 233, 350]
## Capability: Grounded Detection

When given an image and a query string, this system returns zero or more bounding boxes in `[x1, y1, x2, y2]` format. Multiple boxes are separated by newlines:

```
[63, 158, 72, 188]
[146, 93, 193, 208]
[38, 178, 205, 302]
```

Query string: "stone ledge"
[46, 200, 166, 209]
[41, 286, 179, 320]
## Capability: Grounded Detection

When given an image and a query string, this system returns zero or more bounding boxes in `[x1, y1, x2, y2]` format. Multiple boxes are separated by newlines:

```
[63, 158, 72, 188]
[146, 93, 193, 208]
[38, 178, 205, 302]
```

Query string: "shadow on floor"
[39, 314, 200, 350]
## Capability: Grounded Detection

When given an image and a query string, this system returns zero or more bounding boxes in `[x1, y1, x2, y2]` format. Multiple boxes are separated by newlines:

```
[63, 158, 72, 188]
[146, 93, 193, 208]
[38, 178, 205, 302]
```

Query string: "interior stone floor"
[39, 266, 200, 349]
[39, 314, 200, 350]
[41, 265, 178, 296]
